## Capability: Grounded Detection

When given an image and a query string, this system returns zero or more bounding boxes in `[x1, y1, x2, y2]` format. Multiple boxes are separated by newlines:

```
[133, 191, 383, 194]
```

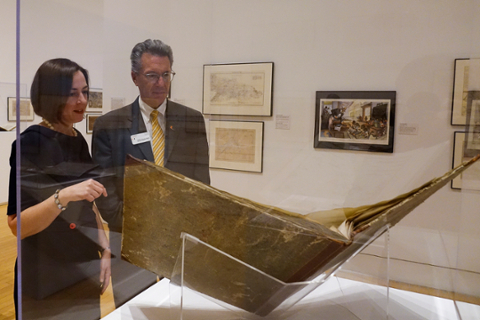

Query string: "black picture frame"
[314, 91, 396, 153]
[451, 131, 480, 190]
[202, 62, 274, 116]
[451, 58, 470, 126]
[464, 91, 480, 157]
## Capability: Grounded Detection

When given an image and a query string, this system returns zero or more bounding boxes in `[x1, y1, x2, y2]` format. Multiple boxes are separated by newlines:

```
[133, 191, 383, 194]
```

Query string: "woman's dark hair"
[30, 58, 89, 123]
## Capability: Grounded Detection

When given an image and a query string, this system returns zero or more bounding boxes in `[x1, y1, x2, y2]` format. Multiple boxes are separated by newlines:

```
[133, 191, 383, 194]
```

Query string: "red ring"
[69, 223, 76, 229]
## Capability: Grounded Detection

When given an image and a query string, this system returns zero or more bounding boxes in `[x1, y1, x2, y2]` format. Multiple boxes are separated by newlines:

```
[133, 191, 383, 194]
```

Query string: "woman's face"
[61, 70, 89, 125]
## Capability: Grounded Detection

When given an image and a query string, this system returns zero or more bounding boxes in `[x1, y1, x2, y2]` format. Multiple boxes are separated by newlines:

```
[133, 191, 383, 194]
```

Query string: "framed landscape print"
[314, 91, 396, 153]
[452, 131, 480, 190]
[451, 58, 470, 126]
[203, 62, 273, 116]
[208, 120, 264, 173]
[7, 97, 34, 121]
[86, 114, 100, 134]
[87, 89, 103, 112]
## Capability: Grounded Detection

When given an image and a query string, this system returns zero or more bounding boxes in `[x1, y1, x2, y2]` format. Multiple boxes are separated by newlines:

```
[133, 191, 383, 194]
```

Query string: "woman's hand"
[99, 248, 111, 295]
[7, 179, 108, 239]
[58, 179, 108, 206]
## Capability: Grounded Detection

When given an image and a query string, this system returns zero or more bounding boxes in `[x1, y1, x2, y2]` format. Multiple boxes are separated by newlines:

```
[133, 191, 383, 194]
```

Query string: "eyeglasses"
[141, 71, 176, 83]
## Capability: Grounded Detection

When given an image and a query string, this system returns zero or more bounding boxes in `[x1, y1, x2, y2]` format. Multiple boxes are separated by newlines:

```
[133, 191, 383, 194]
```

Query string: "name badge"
[131, 132, 151, 145]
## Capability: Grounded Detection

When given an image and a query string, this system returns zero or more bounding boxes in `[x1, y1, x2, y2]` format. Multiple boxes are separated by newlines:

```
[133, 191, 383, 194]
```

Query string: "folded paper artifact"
[121, 154, 479, 316]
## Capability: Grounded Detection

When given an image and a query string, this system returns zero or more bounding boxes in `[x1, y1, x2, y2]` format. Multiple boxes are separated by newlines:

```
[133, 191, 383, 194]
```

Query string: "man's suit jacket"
[92, 98, 210, 231]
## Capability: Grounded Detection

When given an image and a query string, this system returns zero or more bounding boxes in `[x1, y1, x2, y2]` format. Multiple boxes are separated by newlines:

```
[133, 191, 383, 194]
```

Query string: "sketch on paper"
[88, 90, 103, 112]
[7, 97, 34, 121]
[203, 63, 273, 116]
[209, 120, 264, 172]
[452, 131, 480, 190]
[86, 114, 100, 134]
[215, 127, 256, 163]
[465, 92, 480, 157]
[210, 72, 264, 106]
[451, 59, 472, 125]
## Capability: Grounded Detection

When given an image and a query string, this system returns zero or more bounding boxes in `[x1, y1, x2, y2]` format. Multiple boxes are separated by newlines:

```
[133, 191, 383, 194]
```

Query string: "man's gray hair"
[130, 39, 174, 73]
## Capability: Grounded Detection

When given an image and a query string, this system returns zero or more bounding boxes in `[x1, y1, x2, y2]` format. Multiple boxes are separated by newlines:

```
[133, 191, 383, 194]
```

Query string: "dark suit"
[91, 97, 210, 307]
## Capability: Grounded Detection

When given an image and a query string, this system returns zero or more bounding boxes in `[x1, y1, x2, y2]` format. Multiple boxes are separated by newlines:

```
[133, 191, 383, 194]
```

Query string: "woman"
[7, 58, 111, 320]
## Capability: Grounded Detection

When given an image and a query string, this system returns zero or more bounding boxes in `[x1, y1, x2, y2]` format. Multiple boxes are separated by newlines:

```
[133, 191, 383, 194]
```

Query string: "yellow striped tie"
[150, 110, 165, 166]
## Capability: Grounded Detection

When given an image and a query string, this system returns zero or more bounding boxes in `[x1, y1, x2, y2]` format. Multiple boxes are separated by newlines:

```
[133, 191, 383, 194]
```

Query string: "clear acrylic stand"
[169, 224, 391, 320]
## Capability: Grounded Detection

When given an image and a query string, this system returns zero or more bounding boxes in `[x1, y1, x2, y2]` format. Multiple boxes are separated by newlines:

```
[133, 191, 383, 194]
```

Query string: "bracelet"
[100, 246, 111, 255]
[54, 189, 67, 211]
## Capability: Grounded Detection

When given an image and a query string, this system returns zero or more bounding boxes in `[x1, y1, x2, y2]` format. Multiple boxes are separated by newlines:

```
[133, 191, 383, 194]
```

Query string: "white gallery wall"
[1, 0, 479, 299]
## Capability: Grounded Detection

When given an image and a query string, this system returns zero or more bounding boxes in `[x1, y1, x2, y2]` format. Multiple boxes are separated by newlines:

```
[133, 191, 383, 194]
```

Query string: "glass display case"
[5, 1, 480, 319]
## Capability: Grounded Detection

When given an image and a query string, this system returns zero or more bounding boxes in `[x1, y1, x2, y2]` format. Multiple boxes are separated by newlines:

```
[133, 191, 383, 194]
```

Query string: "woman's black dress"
[7, 125, 102, 320]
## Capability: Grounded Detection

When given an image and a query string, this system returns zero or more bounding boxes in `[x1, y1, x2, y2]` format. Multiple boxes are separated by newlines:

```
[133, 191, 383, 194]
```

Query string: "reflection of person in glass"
[92, 39, 210, 307]
[7, 59, 111, 320]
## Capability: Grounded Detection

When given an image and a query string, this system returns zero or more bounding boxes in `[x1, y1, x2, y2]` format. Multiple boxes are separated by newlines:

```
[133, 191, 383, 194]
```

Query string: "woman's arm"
[93, 202, 111, 294]
[7, 179, 107, 239]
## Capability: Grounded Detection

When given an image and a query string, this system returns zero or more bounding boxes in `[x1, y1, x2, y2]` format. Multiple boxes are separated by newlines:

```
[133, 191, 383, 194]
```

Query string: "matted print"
[203, 62, 273, 116]
[209, 120, 264, 173]
[86, 114, 100, 134]
[452, 131, 480, 190]
[451, 58, 470, 125]
[314, 91, 396, 153]
[7, 97, 34, 121]
[464, 91, 480, 157]
[87, 89, 103, 112]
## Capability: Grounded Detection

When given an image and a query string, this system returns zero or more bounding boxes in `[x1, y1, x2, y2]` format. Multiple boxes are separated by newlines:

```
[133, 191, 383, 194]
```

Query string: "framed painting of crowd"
[314, 91, 396, 153]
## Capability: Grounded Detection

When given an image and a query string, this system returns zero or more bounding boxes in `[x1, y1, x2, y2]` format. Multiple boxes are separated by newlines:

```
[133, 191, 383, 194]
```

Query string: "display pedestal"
[168, 226, 391, 319]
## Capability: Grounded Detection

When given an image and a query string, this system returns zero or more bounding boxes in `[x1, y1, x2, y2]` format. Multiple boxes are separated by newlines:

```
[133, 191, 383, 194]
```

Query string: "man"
[92, 39, 210, 307]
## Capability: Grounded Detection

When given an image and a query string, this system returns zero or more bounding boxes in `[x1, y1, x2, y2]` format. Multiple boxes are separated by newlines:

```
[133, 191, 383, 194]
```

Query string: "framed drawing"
[452, 131, 480, 190]
[451, 58, 470, 125]
[87, 89, 103, 112]
[7, 97, 34, 121]
[314, 91, 396, 153]
[208, 120, 264, 173]
[86, 114, 100, 134]
[464, 91, 480, 157]
[203, 62, 273, 116]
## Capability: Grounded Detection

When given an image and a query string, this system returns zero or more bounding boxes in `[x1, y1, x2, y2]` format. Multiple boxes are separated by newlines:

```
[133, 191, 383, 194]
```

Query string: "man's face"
[131, 53, 172, 109]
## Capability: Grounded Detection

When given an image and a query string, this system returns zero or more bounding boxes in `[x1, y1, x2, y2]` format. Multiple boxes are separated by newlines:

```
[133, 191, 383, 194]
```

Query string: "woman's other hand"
[58, 179, 108, 206]
[99, 247, 111, 295]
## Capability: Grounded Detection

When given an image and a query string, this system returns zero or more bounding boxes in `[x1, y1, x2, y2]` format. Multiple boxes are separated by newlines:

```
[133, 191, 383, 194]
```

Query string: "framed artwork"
[314, 91, 396, 153]
[86, 114, 100, 134]
[203, 62, 273, 116]
[7, 97, 34, 121]
[208, 120, 264, 173]
[87, 89, 103, 112]
[451, 58, 470, 125]
[464, 91, 480, 157]
[452, 131, 480, 190]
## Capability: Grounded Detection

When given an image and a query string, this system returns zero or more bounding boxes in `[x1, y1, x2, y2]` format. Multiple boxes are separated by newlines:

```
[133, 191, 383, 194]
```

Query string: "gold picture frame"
[86, 114, 100, 134]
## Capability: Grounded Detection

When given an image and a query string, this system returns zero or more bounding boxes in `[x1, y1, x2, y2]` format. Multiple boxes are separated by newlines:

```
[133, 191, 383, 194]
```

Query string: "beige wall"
[2, 0, 480, 299]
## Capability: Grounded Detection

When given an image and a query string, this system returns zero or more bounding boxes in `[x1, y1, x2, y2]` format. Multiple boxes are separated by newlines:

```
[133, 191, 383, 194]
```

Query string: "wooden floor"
[0, 204, 115, 320]
[0, 205, 16, 320]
